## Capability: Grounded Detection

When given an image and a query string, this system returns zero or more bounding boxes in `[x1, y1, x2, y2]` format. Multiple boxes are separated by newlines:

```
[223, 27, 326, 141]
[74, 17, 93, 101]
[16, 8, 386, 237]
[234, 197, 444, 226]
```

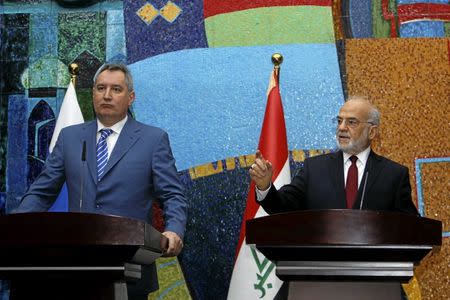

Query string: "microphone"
[359, 171, 369, 210]
[79, 141, 86, 212]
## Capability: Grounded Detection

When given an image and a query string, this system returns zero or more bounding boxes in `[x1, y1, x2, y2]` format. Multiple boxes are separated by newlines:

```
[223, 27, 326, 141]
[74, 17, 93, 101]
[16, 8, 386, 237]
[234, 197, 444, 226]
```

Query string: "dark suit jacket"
[259, 150, 418, 215]
[16, 117, 188, 294]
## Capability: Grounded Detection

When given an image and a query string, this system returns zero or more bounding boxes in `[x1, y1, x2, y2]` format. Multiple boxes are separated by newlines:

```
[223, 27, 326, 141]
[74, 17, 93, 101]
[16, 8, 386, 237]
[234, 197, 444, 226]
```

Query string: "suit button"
[96, 204, 101, 209]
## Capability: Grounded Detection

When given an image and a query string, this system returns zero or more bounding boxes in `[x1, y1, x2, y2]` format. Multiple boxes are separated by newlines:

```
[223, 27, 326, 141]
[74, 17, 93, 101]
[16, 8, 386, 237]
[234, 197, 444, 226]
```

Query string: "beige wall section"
[345, 38, 449, 300]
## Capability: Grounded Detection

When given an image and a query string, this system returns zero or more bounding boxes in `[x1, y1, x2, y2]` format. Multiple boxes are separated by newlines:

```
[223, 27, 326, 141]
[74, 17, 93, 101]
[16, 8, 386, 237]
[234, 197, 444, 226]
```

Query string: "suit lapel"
[363, 150, 384, 195]
[330, 151, 346, 206]
[101, 118, 141, 178]
[81, 121, 99, 184]
[354, 150, 384, 209]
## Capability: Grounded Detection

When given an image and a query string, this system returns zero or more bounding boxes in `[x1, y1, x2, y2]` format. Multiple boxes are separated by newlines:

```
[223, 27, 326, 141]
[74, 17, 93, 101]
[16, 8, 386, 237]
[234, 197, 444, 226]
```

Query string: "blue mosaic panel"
[400, 21, 446, 38]
[0, 95, 7, 194]
[26, 100, 55, 186]
[1, 14, 29, 94]
[6, 94, 28, 212]
[106, 9, 126, 63]
[178, 166, 248, 300]
[71, 50, 102, 88]
[130, 44, 344, 170]
[348, 0, 372, 38]
[179, 154, 309, 299]
[29, 13, 57, 64]
[3, 0, 122, 14]
[124, 0, 208, 63]
[397, 0, 448, 4]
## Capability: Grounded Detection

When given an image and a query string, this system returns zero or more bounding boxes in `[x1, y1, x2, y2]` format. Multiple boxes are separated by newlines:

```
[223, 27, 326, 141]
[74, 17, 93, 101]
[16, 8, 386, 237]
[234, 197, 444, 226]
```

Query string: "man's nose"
[338, 121, 348, 131]
[103, 87, 112, 99]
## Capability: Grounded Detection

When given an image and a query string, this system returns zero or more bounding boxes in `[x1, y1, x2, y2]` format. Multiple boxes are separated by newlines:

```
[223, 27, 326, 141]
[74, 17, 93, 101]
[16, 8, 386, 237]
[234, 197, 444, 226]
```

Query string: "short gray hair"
[346, 96, 380, 125]
[93, 63, 134, 92]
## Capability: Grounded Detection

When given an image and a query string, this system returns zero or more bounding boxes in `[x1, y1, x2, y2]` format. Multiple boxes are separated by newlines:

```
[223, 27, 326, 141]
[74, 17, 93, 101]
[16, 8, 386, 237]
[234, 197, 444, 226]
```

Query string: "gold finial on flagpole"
[271, 53, 283, 68]
[69, 63, 79, 86]
[271, 53, 283, 80]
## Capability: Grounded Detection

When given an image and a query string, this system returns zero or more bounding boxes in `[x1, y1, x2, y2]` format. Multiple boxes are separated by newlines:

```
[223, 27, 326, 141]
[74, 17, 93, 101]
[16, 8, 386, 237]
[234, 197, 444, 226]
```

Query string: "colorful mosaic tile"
[58, 12, 106, 65]
[159, 1, 182, 23]
[137, 2, 159, 25]
[345, 37, 449, 300]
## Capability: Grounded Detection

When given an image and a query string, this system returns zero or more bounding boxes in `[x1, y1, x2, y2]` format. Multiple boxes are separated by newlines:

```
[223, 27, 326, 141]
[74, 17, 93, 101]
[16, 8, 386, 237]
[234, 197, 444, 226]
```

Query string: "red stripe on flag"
[204, 0, 332, 18]
[234, 70, 289, 258]
[258, 76, 289, 179]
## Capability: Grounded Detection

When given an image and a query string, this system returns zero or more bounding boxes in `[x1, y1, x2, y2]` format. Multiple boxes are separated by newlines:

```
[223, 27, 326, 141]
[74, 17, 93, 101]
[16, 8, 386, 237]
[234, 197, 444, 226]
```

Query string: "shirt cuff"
[255, 183, 271, 201]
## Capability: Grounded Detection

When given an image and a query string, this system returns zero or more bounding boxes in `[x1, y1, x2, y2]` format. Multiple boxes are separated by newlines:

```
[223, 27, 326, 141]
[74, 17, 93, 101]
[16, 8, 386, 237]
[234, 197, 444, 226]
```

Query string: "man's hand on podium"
[161, 231, 183, 257]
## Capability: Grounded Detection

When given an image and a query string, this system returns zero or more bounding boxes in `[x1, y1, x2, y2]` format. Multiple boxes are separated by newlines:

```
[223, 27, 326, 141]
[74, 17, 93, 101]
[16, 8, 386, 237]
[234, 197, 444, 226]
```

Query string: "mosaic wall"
[0, 0, 449, 299]
[345, 37, 449, 300]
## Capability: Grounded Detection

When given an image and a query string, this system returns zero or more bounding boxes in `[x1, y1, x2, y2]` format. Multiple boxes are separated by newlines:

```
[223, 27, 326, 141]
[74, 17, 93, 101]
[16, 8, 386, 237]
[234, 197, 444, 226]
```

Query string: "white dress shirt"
[96, 116, 128, 160]
[343, 146, 371, 188]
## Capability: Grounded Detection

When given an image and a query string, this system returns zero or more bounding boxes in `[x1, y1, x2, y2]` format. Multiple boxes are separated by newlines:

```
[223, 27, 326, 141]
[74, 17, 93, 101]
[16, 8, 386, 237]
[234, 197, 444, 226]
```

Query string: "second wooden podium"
[246, 210, 442, 300]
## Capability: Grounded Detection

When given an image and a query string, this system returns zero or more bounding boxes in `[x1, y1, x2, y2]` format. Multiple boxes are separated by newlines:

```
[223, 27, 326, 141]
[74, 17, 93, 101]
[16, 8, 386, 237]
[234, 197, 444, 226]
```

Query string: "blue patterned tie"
[97, 128, 113, 181]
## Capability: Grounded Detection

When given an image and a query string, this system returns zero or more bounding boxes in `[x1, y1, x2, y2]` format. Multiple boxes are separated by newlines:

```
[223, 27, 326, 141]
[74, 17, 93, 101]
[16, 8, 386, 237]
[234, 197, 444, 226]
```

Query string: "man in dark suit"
[250, 96, 418, 215]
[15, 63, 188, 299]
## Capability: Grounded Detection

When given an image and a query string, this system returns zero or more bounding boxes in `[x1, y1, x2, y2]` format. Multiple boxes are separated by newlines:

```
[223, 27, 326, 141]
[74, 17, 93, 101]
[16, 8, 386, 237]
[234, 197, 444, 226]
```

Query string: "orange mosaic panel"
[421, 162, 450, 232]
[345, 38, 450, 300]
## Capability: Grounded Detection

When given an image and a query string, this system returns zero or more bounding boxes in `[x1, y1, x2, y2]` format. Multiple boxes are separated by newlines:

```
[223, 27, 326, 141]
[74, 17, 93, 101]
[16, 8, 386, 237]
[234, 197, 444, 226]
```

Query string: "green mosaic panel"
[76, 87, 95, 121]
[21, 56, 69, 89]
[58, 12, 106, 65]
[205, 6, 335, 47]
[372, 0, 397, 38]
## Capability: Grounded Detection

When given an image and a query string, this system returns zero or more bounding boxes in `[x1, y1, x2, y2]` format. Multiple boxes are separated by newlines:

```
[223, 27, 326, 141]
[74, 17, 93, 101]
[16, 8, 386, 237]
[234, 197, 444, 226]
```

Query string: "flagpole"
[227, 53, 289, 300]
[69, 63, 79, 87]
[271, 53, 283, 81]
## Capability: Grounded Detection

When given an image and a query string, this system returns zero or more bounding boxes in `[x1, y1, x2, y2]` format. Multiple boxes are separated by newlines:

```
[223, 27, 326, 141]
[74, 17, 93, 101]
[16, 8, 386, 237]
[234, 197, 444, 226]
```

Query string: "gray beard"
[336, 127, 370, 155]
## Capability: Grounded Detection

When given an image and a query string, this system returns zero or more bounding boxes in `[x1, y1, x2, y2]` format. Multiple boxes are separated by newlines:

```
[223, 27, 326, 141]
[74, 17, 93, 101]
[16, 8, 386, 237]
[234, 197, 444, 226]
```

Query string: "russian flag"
[48, 81, 84, 212]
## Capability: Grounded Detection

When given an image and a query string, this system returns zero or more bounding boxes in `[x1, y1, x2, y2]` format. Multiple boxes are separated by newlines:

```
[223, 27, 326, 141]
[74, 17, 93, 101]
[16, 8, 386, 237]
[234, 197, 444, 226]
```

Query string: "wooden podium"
[0, 212, 167, 300]
[246, 210, 442, 300]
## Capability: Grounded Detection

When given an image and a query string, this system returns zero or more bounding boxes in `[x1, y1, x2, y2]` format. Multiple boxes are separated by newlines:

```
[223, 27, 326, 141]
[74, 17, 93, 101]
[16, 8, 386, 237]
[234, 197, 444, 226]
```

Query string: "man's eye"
[96, 86, 105, 91]
[348, 119, 357, 126]
[113, 87, 122, 93]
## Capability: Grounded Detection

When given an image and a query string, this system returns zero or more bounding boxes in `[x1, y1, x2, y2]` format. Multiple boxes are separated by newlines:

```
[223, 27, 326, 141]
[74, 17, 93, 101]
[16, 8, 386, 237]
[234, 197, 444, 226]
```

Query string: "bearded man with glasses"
[250, 96, 418, 215]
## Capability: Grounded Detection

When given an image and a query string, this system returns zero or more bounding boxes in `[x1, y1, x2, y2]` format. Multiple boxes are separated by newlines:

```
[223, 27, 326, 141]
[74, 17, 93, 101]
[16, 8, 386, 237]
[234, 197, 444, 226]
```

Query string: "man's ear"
[128, 91, 136, 106]
[368, 125, 379, 140]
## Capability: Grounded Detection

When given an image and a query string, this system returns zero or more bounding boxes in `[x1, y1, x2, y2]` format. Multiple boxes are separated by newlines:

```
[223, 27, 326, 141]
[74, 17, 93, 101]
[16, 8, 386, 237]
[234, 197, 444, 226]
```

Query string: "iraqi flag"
[227, 66, 291, 299]
[48, 81, 84, 212]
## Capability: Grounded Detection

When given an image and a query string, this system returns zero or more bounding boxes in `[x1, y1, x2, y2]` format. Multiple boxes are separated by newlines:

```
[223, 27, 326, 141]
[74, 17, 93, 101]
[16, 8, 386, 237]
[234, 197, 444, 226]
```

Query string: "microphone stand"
[79, 141, 86, 212]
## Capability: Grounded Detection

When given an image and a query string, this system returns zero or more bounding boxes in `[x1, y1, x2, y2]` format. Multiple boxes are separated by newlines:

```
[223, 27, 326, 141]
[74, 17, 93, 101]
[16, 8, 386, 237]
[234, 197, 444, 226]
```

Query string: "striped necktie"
[97, 128, 113, 181]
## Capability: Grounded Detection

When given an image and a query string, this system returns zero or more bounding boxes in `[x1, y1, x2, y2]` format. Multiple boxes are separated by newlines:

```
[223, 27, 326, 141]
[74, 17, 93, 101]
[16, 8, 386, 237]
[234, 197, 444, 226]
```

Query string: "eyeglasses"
[332, 117, 375, 128]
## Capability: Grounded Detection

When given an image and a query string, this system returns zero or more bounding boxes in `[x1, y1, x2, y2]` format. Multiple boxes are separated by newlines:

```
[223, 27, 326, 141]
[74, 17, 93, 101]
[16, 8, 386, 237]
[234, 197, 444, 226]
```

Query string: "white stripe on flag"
[49, 81, 84, 153]
[48, 81, 84, 212]
[228, 159, 290, 299]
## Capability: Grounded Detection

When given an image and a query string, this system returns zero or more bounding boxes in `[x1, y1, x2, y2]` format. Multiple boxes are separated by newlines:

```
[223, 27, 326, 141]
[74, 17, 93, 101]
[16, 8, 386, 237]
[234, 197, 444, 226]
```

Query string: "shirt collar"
[97, 115, 128, 135]
[343, 146, 371, 165]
